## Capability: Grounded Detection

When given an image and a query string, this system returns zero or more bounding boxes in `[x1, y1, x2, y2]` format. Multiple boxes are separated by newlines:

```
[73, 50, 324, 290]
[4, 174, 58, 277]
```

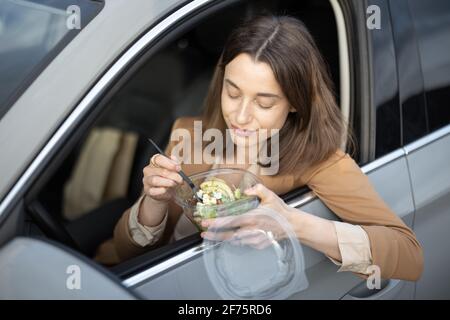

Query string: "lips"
[230, 124, 256, 137]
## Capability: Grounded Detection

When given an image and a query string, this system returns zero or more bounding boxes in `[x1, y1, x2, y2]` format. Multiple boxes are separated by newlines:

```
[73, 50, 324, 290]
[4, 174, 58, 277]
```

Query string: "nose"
[236, 98, 253, 125]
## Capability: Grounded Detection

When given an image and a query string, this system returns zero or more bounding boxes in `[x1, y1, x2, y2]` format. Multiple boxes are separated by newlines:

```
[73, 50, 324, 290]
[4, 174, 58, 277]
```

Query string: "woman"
[102, 15, 423, 281]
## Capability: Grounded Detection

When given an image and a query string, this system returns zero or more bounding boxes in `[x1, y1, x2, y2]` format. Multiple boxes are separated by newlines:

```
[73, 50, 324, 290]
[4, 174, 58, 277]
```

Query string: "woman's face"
[221, 53, 295, 148]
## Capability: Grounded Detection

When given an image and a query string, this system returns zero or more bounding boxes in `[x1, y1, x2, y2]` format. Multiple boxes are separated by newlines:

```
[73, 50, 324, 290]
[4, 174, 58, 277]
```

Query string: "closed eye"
[228, 92, 241, 99]
[256, 98, 276, 109]
[257, 102, 274, 109]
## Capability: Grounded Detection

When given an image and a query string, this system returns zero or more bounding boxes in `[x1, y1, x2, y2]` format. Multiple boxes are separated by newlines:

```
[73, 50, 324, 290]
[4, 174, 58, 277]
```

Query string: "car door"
[0, 237, 137, 299]
[402, 0, 450, 299]
[124, 157, 416, 299]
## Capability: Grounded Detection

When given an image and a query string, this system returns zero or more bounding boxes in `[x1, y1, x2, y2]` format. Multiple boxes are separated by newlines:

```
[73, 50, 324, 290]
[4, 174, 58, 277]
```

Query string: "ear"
[289, 105, 297, 113]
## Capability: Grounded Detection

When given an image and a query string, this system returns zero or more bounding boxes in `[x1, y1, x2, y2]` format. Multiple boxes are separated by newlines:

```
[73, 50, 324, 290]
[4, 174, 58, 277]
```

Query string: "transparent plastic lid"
[201, 206, 308, 299]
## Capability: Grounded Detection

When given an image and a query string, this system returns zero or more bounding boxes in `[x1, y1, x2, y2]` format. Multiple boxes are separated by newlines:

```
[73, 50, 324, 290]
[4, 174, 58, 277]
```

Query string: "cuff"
[128, 195, 168, 247]
[327, 221, 373, 275]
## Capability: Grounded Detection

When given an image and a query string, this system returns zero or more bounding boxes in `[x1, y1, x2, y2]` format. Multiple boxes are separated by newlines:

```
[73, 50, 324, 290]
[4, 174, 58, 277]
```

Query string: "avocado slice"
[199, 177, 235, 200]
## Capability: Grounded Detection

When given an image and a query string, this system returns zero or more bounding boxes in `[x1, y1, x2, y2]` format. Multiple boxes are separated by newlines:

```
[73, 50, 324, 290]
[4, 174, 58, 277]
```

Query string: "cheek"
[255, 107, 290, 130]
[221, 92, 232, 117]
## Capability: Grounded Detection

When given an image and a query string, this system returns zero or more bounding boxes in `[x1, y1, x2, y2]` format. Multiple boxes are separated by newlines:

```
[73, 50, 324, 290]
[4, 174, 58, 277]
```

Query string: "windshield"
[0, 0, 104, 119]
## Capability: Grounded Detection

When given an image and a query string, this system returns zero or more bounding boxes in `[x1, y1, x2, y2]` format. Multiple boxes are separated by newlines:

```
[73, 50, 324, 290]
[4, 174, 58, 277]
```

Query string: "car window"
[34, 0, 342, 266]
[0, 0, 104, 120]
[388, 0, 428, 145]
[409, 0, 450, 132]
[369, 0, 401, 158]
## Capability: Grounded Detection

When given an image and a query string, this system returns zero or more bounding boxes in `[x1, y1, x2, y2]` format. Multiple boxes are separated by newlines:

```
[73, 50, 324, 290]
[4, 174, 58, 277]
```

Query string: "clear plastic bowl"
[174, 168, 261, 231]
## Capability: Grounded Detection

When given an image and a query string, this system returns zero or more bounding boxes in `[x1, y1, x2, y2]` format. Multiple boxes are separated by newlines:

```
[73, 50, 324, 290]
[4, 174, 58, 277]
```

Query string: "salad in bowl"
[174, 168, 261, 230]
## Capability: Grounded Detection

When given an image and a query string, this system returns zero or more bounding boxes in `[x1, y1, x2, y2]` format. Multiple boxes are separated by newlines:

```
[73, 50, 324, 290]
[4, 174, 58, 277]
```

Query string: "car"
[0, 0, 449, 299]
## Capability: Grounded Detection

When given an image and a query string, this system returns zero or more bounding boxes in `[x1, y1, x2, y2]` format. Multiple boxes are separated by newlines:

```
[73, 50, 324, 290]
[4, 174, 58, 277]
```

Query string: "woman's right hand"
[142, 154, 184, 203]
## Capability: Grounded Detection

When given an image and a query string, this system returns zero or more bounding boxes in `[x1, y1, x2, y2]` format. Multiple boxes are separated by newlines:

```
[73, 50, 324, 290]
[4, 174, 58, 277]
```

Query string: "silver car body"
[0, 0, 449, 299]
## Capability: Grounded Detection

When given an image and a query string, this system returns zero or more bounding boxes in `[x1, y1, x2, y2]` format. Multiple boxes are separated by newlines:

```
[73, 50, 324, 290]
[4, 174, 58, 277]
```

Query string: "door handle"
[341, 279, 405, 300]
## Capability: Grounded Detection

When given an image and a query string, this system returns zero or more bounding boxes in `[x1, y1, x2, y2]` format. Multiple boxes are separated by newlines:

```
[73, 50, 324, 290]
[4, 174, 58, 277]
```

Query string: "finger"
[151, 153, 181, 171]
[144, 175, 177, 188]
[244, 183, 274, 204]
[157, 168, 184, 185]
[240, 237, 273, 250]
[143, 166, 183, 184]
[233, 235, 265, 249]
[201, 229, 236, 242]
[170, 154, 180, 165]
[232, 228, 274, 249]
[201, 214, 254, 229]
[147, 187, 169, 197]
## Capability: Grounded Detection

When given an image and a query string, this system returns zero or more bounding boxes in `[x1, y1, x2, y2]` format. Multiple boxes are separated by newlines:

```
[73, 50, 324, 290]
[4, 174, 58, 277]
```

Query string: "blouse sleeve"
[112, 117, 199, 262]
[328, 221, 373, 275]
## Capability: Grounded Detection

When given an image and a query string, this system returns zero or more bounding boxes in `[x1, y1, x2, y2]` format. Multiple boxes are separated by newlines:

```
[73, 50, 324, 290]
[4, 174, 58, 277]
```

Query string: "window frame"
[118, 0, 354, 284]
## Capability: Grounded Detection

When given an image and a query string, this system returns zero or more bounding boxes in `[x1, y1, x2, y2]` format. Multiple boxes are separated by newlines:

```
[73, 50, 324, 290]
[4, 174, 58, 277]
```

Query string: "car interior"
[31, 0, 344, 272]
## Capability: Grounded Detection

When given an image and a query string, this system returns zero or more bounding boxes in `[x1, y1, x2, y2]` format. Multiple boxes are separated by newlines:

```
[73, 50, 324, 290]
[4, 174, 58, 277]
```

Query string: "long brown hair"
[202, 15, 352, 176]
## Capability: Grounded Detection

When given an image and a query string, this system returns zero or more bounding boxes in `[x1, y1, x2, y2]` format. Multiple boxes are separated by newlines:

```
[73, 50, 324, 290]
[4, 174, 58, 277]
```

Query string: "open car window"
[29, 0, 343, 276]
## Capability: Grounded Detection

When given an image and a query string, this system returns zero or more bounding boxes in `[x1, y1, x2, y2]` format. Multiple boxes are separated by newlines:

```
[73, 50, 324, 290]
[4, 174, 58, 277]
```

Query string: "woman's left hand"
[200, 184, 300, 248]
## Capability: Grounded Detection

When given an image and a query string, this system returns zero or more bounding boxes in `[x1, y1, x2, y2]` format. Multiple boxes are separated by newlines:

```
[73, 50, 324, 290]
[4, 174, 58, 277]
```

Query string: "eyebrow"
[224, 79, 281, 99]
